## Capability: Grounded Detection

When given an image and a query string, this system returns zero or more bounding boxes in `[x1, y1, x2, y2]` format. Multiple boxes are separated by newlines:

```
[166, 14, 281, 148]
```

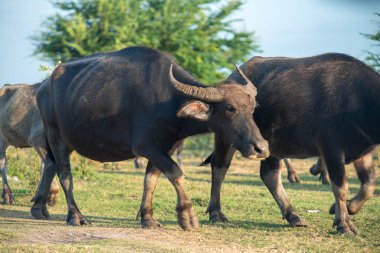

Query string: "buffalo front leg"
[138, 161, 162, 228]
[1, 147, 15, 205]
[322, 150, 357, 234]
[136, 145, 198, 231]
[260, 157, 307, 227]
[207, 136, 235, 223]
[283, 159, 300, 184]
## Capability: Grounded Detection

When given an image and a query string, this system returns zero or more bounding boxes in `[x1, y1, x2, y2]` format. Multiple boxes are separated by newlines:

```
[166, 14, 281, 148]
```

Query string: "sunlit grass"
[0, 149, 379, 252]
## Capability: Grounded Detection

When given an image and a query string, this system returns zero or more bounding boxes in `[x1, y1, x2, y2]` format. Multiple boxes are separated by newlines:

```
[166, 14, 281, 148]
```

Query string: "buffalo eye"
[225, 104, 236, 113]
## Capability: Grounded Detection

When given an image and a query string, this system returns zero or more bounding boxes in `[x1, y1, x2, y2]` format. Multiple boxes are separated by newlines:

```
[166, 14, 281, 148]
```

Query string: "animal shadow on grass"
[0, 208, 143, 228]
[199, 218, 289, 231]
[99, 170, 145, 176]
[186, 174, 373, 194]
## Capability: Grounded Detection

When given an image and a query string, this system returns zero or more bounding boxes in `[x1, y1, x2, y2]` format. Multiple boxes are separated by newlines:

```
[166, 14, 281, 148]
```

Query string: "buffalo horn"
[169, 64, 224, 102]
[234, 65, 257, 95]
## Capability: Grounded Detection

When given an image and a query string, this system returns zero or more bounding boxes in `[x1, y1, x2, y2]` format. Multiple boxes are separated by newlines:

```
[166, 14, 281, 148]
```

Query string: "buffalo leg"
[30, 157, 56, 219]
[348, 152, 376, 214]
[329, 151, 376, 215]
[309, 157, 330, 185]
[138, 161, 162, 228]
[322, 150, 357, 234]
[134, 157, 145, 169]
[283, 159, 300, 184]
[0, 145, 14, 205]
[33, 146, 60, 206]
[260, 156, 307, 226]
[135, 144, 198, 231]
[207, 136, 236, 223]
[32, 130, 89, 225]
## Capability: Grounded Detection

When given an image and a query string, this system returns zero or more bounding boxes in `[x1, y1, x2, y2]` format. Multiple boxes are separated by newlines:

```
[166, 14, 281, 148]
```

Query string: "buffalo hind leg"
[134, 157, 145, 169]
[31, 157, 56, 219]
[207, 136, 236, 223]
[309, 157, 330, 185]
[260, 157, 307, 227]
[348, 152, 376, 214]
[0, 145, 15, 205]
[322, 149, 357, 234]
[32, 146, 60, 206]
[32, 129, 89, 225]
[329, 151, 375, 215]
[135, 144, 198, 231]
[138, 161, 162, 228]
[283, 159, 301, 184]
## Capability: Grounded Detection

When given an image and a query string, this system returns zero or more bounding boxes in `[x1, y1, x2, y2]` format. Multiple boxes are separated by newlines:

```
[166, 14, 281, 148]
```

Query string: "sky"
[0, 0, 379, 84]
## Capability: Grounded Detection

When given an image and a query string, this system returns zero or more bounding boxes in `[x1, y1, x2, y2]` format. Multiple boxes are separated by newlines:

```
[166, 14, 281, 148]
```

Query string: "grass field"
[0, 148, 379, 252]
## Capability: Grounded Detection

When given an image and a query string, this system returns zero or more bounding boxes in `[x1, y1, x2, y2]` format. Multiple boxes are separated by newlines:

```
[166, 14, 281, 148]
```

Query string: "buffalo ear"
[177, 101, 210, 121]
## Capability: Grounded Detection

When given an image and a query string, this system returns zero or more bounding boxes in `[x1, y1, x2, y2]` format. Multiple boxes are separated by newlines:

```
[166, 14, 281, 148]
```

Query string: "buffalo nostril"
[254, 145, 263, 154]
[253, 141, 269, 154]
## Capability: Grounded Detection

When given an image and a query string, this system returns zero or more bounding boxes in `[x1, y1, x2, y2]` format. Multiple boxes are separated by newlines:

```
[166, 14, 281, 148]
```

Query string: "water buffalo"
[0, 83, 59, 205]
[205, 53, 379, 234]
[31, 46, 269, 230]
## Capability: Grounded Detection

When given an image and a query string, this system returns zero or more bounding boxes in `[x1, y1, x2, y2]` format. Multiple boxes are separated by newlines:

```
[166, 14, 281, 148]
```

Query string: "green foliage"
[363, 12, 380, 72]
[183, 134, 213, 157]
[31, 0, 260, 83]
[71, 154, 96, 180]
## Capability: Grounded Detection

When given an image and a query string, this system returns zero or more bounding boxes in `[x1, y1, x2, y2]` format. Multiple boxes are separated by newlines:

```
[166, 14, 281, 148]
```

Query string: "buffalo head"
[170, 64, 269, 159]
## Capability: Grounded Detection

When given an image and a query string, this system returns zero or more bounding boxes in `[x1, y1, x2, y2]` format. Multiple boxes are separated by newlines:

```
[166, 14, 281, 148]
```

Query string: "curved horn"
[169, 64, 224, 102]
[234, 64, 257, 95]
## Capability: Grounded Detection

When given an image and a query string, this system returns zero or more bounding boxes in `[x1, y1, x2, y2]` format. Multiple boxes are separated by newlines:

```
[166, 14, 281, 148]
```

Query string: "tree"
[363, 12, 380, 72]
[31, 0, 260, 83]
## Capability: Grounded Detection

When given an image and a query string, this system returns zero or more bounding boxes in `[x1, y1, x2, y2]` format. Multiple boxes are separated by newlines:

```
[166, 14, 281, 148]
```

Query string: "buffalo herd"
[1, 46, 379, 234]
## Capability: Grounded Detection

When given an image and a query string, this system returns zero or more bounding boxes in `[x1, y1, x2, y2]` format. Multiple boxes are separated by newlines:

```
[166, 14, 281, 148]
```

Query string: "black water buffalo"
[205, 53, 379, 234]
[31, 46, 269, 230]
[0, 83, 59, 205]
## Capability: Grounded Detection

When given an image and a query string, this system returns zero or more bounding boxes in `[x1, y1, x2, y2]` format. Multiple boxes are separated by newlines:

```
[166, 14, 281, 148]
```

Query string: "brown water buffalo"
[205, 53, 379, 234]
[0, 83, 59, 205]
[31, 46, 269, 230]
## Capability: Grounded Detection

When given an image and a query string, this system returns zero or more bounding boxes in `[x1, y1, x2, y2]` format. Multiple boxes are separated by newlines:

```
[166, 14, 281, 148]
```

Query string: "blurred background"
[0, 0, 379, 84]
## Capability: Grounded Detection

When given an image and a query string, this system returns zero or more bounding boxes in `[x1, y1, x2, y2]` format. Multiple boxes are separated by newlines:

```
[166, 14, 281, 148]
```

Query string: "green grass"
[0, 150, 379, 252]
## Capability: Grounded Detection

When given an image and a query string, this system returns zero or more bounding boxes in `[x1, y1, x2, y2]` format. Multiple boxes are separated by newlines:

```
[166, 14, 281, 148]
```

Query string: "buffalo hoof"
[177, 205, 199, 231]
[287, 173, 301, 184]
[329, 201, 359, 215]
[320, 175, 330, 185]
[209, 210, 229, 223]
[67, 213, 90, 226]
[2, 186, 15, 205]
[309, 165, 320, 176]
[31, 204, 51, 220]
[333, 218, 358, 235]
[285, 212, 307, 227]
[2, 193, 15, 205]
[141, 217, 162, 228]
